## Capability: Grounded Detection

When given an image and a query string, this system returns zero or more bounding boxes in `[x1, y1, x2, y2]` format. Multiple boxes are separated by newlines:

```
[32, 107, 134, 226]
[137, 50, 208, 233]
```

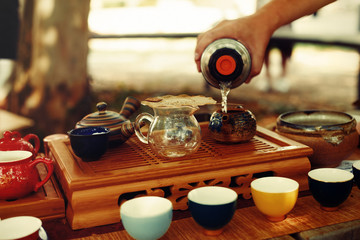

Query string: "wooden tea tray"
[49, 123, 313, 229]
[0, 162, 65, 220]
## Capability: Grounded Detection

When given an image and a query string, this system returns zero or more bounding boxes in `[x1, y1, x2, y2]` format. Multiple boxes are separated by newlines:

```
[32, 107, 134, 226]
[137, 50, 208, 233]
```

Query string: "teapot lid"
[76, 102, 129, 133]
[0, 131, 39, 155]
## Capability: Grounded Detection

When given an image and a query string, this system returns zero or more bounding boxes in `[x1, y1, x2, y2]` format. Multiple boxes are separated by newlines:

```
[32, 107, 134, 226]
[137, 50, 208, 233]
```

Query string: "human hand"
[195, 15, 274, 83]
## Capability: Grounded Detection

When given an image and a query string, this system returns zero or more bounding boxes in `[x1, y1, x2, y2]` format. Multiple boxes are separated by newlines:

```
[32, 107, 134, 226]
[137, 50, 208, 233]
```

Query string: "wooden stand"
[0, 163, 65, 220]
[49, 123, 312, 229]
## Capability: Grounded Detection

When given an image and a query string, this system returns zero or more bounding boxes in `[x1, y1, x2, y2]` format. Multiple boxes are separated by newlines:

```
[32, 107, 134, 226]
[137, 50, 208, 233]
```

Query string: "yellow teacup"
[251, 176, 299, 222]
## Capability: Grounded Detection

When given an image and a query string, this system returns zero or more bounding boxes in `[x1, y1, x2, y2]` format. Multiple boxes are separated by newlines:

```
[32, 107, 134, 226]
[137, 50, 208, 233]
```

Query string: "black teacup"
[308, 168, 353, 211]
[352, 161, 360, 189]
[68, 126, 110, 161]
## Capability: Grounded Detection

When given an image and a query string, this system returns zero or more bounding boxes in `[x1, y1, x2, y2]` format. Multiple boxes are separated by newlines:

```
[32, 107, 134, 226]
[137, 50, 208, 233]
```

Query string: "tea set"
[1, 96, 360, 239]
[118, 166, 360, 239]
[68, 94, 259, 160]
[1, 38, 360, 238]
[2, 98, 360, 238]
[118, 165, 360, 239]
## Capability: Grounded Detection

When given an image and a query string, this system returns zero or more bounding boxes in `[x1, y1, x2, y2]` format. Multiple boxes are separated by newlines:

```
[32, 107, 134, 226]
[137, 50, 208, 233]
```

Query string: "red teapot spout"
[0, 131, 40, 157]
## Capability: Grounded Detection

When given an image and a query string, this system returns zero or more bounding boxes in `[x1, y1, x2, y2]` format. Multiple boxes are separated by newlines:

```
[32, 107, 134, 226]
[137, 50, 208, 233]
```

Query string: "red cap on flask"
[216, 55, 236, 75]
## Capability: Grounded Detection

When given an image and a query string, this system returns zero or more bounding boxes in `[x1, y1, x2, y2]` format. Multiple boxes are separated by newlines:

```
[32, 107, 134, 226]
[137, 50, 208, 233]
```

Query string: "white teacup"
[0, 216, 42, 240]
[120, 196, 173, 240]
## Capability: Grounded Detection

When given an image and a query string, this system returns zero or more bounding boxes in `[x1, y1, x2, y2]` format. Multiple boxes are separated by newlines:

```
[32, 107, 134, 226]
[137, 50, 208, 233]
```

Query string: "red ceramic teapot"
[0, 150, 54, 200]
[0, 131, 40, 157]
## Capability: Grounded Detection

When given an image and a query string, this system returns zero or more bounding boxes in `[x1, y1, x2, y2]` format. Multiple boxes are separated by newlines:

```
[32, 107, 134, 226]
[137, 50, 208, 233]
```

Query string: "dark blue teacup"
[308, 168, 353, 211]
[68, 126, 110, 161]
[353, 161, 360, 189]
[188, 186, 237, 236]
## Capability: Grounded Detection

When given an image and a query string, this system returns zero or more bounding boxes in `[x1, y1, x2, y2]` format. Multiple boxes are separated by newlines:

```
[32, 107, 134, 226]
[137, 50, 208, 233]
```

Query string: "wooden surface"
[50, 124, 313, 190]
[0, 162, 65, 220]
[49, 123, 313, 229]
[72, 187, 360, 240]
[296, 219, 360, 240]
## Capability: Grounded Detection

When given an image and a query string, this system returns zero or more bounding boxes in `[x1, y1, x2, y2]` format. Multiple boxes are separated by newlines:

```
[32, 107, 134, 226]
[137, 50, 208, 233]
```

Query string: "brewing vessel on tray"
[134, 105, 201, 158]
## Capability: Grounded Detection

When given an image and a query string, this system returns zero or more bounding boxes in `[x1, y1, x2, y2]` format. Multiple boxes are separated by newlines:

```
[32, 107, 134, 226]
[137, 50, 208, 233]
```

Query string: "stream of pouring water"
[220, 81, 231, 113]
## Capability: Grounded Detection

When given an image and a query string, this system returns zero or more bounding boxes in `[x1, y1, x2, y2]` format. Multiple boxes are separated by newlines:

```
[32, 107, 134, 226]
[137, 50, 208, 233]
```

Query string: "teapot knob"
[96, 102, 107, 114]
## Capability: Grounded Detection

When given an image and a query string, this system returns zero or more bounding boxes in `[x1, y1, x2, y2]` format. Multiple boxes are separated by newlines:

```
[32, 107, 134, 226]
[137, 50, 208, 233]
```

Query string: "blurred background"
[88, 0, 360, 126]
[1, 0, 360, 139]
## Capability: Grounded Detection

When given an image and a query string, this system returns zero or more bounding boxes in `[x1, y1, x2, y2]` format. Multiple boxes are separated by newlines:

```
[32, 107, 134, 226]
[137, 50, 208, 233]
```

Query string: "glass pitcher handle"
[134, 113, 154, 144]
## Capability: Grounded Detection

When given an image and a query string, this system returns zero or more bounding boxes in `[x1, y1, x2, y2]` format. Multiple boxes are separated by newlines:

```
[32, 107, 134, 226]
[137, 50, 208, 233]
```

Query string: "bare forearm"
[194, 0, 336, 81]
[257, 0, 336, 34]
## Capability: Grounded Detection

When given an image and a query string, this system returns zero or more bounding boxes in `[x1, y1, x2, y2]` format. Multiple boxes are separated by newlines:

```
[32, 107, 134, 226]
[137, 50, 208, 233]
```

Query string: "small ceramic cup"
[187, 186, 238, 236]
[308, 168, 354, 211]
[120, 196, 173, 240]
[353, 161, 360, 189]
[0, 216, 42, 240]
[251, 176, 299, 222]
[68, 126, 110, 161]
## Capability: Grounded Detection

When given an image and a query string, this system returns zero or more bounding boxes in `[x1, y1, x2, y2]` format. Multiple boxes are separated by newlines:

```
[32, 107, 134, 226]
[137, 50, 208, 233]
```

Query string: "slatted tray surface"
[85, 132, 277, 172]
[50, 124, 312, 189]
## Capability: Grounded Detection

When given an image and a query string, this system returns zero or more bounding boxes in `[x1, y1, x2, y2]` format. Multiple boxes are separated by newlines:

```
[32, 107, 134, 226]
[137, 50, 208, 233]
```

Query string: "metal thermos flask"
[200, 38, 251, 89]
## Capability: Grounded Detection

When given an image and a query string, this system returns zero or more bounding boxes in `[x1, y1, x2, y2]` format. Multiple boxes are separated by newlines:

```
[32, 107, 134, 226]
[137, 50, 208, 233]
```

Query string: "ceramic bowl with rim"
[308, 168, 354, 211]
[0, 216, 42, 240]
[353, 161, 360, 189]
[120, 196, 173, 240]
[276, 110, 359, 169]
[187, 186, 238, 236]
[251, 176, 299, 222]
[68, 126, 110, 161]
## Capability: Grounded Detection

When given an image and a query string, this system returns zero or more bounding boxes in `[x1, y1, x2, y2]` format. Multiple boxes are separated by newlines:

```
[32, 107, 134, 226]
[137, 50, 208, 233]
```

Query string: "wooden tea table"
[40, 143, 360, 239]
[48, 123, 313, 230]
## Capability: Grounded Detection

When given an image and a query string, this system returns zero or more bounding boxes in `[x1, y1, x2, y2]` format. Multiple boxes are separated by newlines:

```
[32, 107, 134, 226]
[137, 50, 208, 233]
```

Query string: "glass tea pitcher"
[134, 106, 201, 158]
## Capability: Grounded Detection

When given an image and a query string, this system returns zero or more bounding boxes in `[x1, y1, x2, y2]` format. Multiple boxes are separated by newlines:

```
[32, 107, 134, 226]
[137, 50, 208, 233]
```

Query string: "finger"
[194, 30, 223, 62]
[195, 59, 201, 72]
